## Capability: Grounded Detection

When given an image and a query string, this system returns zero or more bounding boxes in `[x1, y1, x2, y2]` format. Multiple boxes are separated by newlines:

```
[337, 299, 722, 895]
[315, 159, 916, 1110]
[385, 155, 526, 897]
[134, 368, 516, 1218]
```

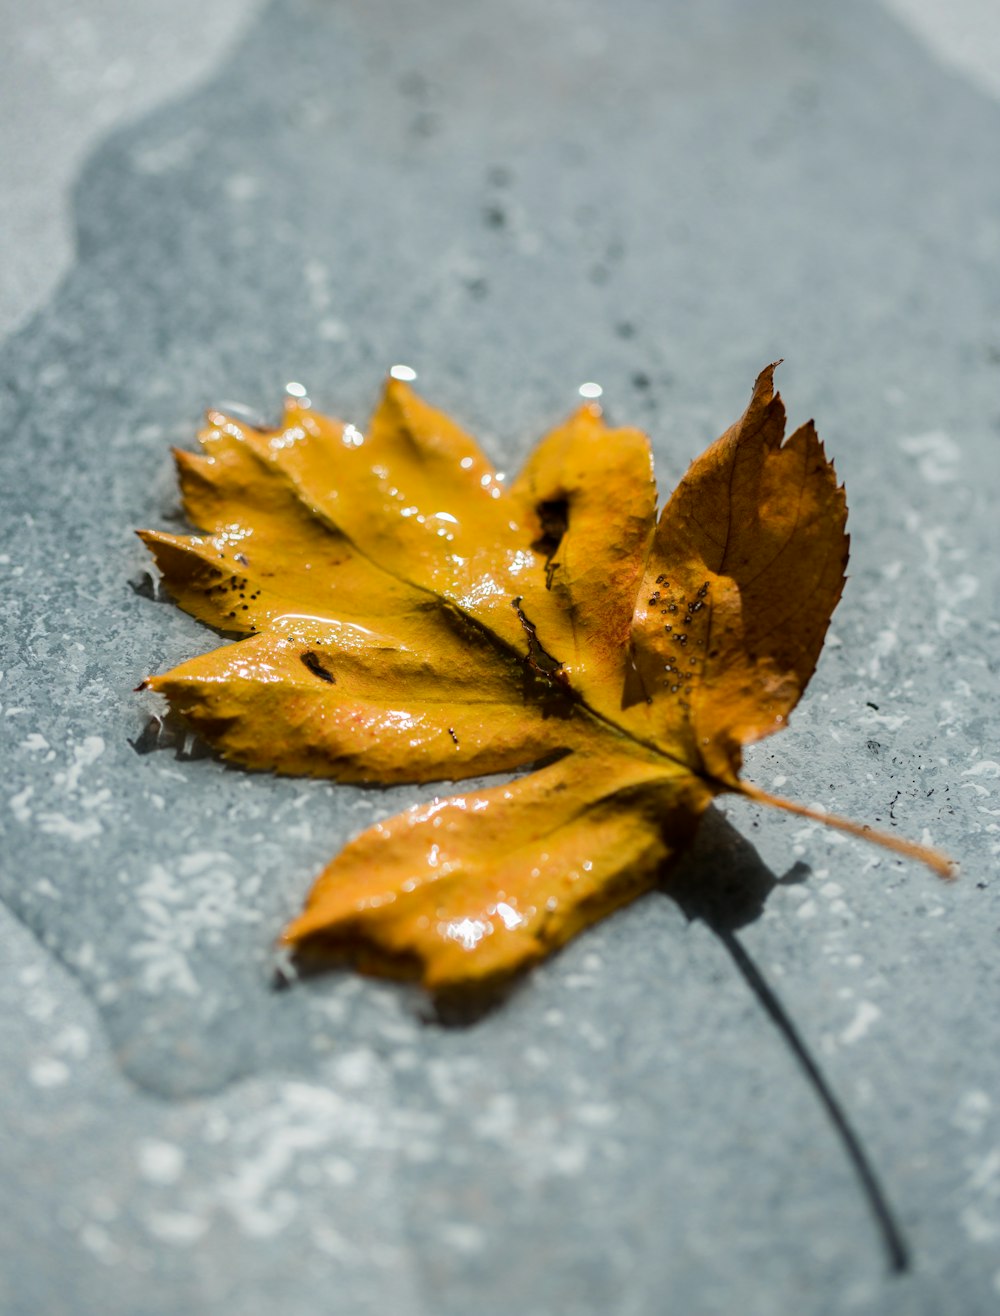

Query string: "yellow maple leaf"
[139, 365, 952, 990]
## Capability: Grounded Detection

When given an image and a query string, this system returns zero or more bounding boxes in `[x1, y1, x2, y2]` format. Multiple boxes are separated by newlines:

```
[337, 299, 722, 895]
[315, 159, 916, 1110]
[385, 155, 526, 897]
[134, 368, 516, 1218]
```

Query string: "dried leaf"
[140, 366, 952, 990]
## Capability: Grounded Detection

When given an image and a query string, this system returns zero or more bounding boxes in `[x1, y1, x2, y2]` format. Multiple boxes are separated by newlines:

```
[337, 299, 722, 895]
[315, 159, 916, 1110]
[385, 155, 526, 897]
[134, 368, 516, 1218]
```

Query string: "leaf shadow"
[661, 803, 809, 932]
[664, 807, 910, 1275]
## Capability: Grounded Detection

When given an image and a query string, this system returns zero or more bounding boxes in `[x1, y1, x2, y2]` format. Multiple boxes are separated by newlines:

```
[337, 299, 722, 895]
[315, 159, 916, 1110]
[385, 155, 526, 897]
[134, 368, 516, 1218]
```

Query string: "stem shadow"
[664, 806, 910, 1274]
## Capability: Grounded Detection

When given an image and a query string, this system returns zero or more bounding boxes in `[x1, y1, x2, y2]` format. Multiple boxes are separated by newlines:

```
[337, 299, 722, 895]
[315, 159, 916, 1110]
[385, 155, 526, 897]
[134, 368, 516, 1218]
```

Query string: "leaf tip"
[754, 358, 784, 396]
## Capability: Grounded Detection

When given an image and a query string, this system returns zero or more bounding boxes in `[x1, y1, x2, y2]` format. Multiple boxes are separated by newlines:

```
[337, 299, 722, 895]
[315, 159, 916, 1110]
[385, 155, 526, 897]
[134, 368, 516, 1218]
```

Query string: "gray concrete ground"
[1, 2, 999, 1313]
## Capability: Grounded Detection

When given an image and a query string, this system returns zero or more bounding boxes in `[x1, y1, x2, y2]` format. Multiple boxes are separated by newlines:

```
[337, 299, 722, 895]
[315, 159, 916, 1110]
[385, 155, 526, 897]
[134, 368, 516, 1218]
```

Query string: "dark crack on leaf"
[511, 595, 568, 685]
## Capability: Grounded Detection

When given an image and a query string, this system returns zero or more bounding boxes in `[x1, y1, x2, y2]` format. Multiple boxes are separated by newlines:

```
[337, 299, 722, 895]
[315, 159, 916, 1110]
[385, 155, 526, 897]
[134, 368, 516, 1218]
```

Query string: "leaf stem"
[734, 781, 955, 879]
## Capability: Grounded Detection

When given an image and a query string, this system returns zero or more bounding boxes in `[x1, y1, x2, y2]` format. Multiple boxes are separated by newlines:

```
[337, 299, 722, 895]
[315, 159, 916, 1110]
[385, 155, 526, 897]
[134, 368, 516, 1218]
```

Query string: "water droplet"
[214, 400, 269, 430]
[285, 380, 308, 399]
[390, 363, 418, 382]
[578, 381, 603, 399]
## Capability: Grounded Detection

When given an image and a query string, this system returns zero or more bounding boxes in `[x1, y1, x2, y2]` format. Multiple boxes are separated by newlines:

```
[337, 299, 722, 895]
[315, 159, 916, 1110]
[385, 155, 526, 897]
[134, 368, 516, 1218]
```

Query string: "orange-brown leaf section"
[141, 367, 864, 988]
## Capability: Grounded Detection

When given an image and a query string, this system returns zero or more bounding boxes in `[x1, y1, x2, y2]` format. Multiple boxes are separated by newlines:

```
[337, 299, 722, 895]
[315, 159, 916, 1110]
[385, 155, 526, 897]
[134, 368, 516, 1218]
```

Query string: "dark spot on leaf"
[301, 651, 336, 684]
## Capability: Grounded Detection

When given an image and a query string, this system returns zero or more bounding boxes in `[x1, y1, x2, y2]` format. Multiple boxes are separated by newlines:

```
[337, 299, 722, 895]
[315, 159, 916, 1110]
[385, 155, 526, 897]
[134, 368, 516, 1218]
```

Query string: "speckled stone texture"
[1, 1, 999, 1313]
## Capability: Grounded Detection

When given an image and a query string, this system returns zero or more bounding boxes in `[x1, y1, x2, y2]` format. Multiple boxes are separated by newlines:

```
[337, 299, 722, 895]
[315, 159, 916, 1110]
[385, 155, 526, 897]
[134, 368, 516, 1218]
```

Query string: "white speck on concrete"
[52, 1025, 90, 1059]
[952, 1090, 992, 1136]
[225, 172, 260, 201]
[322, 1157, 357, 1187]
[54, 734, 104, 794]
[318, 317, 348, 341]
[138, 1139, 186, 1185]
[442, 1223, 486, 1253]
[897, 430, 962, 483]
[208, 1082, 383, 1238]
[10, 785, 33, 822]
[331, 1049, 377, 1090]
[79, 1222, 121, 1264]
[129, 850, 261, 996]
[576, 1103, 617, 1126]
[840, 1001, 881, 1045]
[551, 1142, 588, 1176]
[36, 812, 102, 842]
[144, 1210, 210, 1245]
[960, 1205, 1000, 1244]
[968, 1148, 1000, 1194]
[30, 1057, 70, 1088]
